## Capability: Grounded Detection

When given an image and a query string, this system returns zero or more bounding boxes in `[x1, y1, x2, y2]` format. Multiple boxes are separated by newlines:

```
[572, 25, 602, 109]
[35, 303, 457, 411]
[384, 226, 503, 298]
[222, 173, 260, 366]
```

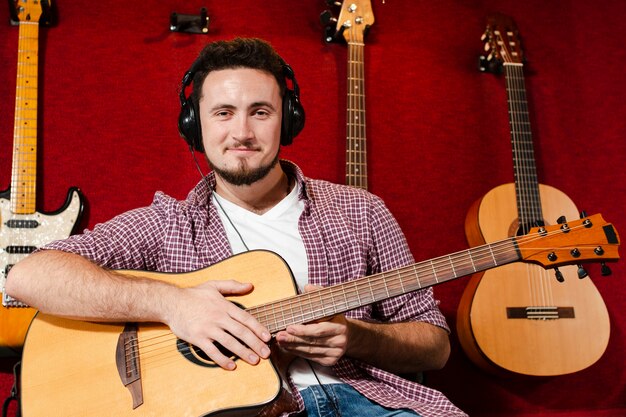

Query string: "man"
[6, 38, 465, 417]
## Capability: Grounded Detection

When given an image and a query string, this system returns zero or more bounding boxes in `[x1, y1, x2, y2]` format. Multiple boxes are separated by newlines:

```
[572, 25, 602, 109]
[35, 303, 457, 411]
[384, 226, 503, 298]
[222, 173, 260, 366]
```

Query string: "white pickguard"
[0, 190, 83, 307]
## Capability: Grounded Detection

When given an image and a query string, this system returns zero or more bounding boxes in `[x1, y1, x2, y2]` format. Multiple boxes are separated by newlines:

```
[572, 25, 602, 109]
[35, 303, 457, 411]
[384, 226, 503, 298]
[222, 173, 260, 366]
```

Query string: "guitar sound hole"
[176, 339, 238, 368]
[176, 301, 245, 367]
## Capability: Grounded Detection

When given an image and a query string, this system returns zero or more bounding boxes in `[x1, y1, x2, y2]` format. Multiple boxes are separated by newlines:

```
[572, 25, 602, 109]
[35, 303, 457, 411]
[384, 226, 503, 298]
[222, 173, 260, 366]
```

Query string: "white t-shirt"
[212, 182, 342, 389]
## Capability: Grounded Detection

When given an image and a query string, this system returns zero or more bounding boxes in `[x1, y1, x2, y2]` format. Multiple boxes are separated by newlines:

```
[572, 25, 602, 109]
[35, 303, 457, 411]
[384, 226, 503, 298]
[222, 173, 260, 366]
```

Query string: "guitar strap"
[1, 361, 21, 417]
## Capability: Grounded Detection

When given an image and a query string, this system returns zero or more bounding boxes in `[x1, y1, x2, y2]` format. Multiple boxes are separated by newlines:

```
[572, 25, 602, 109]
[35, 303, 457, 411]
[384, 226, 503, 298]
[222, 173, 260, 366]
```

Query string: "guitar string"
[508, 62, 544, 307]
[505, 62, 535, 306]
[249, 222, 593, 330]
[506, 61, 554, 308]
[125, 219, 600, 363]
[347, 40, 367, 189]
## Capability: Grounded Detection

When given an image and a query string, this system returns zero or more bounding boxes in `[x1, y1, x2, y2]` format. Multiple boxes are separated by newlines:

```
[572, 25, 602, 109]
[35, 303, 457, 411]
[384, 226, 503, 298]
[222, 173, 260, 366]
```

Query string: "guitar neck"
[346, 40, 368, 189]
[504, 63, 543, 227]
[11, 20, 40, 214]
[250, 236, 521, 333]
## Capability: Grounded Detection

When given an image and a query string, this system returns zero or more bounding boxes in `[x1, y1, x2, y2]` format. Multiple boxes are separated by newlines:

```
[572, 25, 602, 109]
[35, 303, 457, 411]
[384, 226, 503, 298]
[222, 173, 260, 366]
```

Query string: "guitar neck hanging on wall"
[321, 1, 375, 190]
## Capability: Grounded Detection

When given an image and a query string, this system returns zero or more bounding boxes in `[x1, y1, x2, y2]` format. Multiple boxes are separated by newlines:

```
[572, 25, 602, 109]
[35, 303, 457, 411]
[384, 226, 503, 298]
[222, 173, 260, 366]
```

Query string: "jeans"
[300, 384, 420, 417]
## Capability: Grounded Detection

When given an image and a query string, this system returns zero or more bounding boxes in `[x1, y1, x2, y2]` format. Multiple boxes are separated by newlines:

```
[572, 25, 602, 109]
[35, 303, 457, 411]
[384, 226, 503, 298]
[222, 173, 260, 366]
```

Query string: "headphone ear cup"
[178, 97, 204, 152]
[280, 87, 305, 146]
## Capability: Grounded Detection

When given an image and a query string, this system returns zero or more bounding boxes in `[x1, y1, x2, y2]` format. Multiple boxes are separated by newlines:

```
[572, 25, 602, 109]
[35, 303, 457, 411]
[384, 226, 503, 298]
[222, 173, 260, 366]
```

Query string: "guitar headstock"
[10, 0, 54, 26]
[517, 214, 620, 274]
[320, 1, 375, 44]
[480, 13, 524, 73]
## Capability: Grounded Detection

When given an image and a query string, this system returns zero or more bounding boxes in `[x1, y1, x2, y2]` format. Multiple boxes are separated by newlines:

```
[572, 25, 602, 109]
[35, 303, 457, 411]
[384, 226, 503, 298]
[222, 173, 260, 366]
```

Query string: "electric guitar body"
[456, 14, 610, 376]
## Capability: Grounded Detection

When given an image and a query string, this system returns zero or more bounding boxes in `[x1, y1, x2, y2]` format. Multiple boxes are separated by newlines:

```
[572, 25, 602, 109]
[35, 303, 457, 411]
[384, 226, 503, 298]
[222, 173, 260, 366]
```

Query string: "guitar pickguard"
[0, 188, 83, 307]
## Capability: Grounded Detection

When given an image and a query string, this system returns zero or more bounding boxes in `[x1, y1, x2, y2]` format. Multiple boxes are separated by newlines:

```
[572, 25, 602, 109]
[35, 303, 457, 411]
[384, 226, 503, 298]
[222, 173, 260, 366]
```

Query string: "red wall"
[1, 1, 624, 415]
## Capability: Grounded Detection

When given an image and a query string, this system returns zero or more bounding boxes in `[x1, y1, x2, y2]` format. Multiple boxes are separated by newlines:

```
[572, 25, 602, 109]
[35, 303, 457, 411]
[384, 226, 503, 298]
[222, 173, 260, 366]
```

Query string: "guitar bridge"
[507, 306, 575, 320]
[2, 265, 29, 308]
[115, 323, 144, 409]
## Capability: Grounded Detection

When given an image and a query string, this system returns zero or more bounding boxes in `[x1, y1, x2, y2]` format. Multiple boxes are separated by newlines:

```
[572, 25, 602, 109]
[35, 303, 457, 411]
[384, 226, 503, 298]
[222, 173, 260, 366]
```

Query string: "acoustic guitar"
[323, 0, 374, 189]
[0, 0, 83, 353]
[456, 13, 611, 376]
[20, 215, 619, 416]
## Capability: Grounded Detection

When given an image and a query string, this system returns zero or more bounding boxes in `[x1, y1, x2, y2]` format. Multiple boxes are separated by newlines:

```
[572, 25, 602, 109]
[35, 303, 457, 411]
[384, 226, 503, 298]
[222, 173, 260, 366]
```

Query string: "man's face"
[199, 68, 283, 186]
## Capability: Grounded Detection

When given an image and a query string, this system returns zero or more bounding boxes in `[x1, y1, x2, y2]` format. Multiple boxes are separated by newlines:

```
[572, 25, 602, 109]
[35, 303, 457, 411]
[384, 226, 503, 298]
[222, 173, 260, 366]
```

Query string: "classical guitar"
[456, 14, 611, 376]
[0, 0, 83, 352]
[323, 0, 374, 189]
[20, 215, 619, 416]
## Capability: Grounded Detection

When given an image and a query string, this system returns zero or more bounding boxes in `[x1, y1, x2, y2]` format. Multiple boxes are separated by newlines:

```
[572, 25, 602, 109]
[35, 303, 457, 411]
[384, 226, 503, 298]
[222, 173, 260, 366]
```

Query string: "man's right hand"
[165, 280, 272, 370]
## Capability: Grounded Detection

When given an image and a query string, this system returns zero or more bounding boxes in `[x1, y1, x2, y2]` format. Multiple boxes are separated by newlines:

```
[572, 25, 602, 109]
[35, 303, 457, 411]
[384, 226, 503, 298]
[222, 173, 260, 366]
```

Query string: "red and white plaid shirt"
[43, 160, 466, 417]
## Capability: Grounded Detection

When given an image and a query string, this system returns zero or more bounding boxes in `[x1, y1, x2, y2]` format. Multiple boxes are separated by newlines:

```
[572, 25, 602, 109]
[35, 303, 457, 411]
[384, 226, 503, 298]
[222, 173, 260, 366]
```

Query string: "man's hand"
[165, 279, 272, 370]
[274, 284, 349, 366]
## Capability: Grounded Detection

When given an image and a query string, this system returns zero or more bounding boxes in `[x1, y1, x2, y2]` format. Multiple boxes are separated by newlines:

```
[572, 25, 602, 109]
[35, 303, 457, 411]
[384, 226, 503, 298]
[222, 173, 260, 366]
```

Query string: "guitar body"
[19, 224, 619, 415]
[0, 186, 83, 352]
[457, 183, 610, 376]
[20, 251, 297, 417]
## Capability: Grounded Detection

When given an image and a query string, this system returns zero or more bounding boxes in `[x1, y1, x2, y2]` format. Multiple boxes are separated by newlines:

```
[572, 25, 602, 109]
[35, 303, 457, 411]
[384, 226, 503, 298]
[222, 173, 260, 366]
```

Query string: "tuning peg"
[320, 10, 337, 26]
[554, 267, 564, 283]
[577, 265, 588, 279]
[556, 215, 567, 224]
[478, 56, 488, 71]
[580, 210, 588, 218]
[601, 262, 612, 276]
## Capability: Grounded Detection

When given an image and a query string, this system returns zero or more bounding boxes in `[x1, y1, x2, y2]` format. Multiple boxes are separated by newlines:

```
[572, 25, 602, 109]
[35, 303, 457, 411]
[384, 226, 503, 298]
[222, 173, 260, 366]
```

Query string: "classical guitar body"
[457, 13, 611, 376]
[457, 183, 610, 376]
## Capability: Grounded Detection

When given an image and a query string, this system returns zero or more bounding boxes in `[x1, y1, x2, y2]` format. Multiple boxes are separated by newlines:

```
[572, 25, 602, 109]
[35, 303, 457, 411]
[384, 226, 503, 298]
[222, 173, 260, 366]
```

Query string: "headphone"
[178, 61, 305, 152]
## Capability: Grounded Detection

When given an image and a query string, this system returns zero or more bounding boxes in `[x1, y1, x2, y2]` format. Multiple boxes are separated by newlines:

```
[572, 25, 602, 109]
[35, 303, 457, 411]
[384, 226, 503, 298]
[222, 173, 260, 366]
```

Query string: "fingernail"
[261, 346, 270, 357]
[249, 353, 260, 363]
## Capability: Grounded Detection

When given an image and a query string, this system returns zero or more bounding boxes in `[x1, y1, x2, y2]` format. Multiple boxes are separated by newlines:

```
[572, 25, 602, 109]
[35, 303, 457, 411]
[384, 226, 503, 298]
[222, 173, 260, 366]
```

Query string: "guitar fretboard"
[249, 237, 521, 333]
[504, 63, 542, 231]
[346, 40, 368, 189]
[11, 20, 40, 215]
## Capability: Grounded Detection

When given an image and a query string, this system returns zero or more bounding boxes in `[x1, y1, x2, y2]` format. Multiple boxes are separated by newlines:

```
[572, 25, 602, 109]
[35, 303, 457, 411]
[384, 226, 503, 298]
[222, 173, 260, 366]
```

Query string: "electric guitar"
[0, 0, 83, 352]
[20, 214, 619, 416]
[456, 13, 611, 376]
[323, 0, 374, 189]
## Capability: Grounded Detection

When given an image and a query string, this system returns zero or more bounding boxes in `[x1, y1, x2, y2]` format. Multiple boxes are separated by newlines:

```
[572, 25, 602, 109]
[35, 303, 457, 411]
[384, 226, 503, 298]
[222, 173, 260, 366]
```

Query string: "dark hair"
[190, 38, 287, 105]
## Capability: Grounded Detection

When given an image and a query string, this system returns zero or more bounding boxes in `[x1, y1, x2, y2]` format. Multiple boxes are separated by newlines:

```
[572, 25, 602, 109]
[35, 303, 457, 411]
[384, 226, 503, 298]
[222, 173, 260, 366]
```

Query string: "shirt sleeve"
[367, 195, 450, 332]
[39, 194, 171, 271]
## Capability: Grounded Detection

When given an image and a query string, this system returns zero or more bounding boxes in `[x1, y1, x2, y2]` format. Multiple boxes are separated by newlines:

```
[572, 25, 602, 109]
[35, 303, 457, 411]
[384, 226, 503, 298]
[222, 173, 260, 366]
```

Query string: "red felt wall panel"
[1, 1, 624, 416]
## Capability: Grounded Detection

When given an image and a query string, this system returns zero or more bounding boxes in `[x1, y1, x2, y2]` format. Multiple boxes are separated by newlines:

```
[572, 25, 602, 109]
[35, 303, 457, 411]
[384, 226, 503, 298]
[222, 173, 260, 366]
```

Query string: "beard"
[206, 150, 280, 186]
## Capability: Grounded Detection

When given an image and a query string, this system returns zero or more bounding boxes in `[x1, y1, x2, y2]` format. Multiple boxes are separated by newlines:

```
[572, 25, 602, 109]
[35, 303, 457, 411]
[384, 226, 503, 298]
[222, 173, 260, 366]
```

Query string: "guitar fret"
[430, 260, 439, 283]
[468, 249, 477, 272]
[448, 255, 457, 277]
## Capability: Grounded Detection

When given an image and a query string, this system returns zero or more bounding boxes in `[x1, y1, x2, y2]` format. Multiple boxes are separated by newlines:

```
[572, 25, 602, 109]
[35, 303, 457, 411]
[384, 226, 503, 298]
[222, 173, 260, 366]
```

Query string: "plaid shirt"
[43, 160, 466, 417]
